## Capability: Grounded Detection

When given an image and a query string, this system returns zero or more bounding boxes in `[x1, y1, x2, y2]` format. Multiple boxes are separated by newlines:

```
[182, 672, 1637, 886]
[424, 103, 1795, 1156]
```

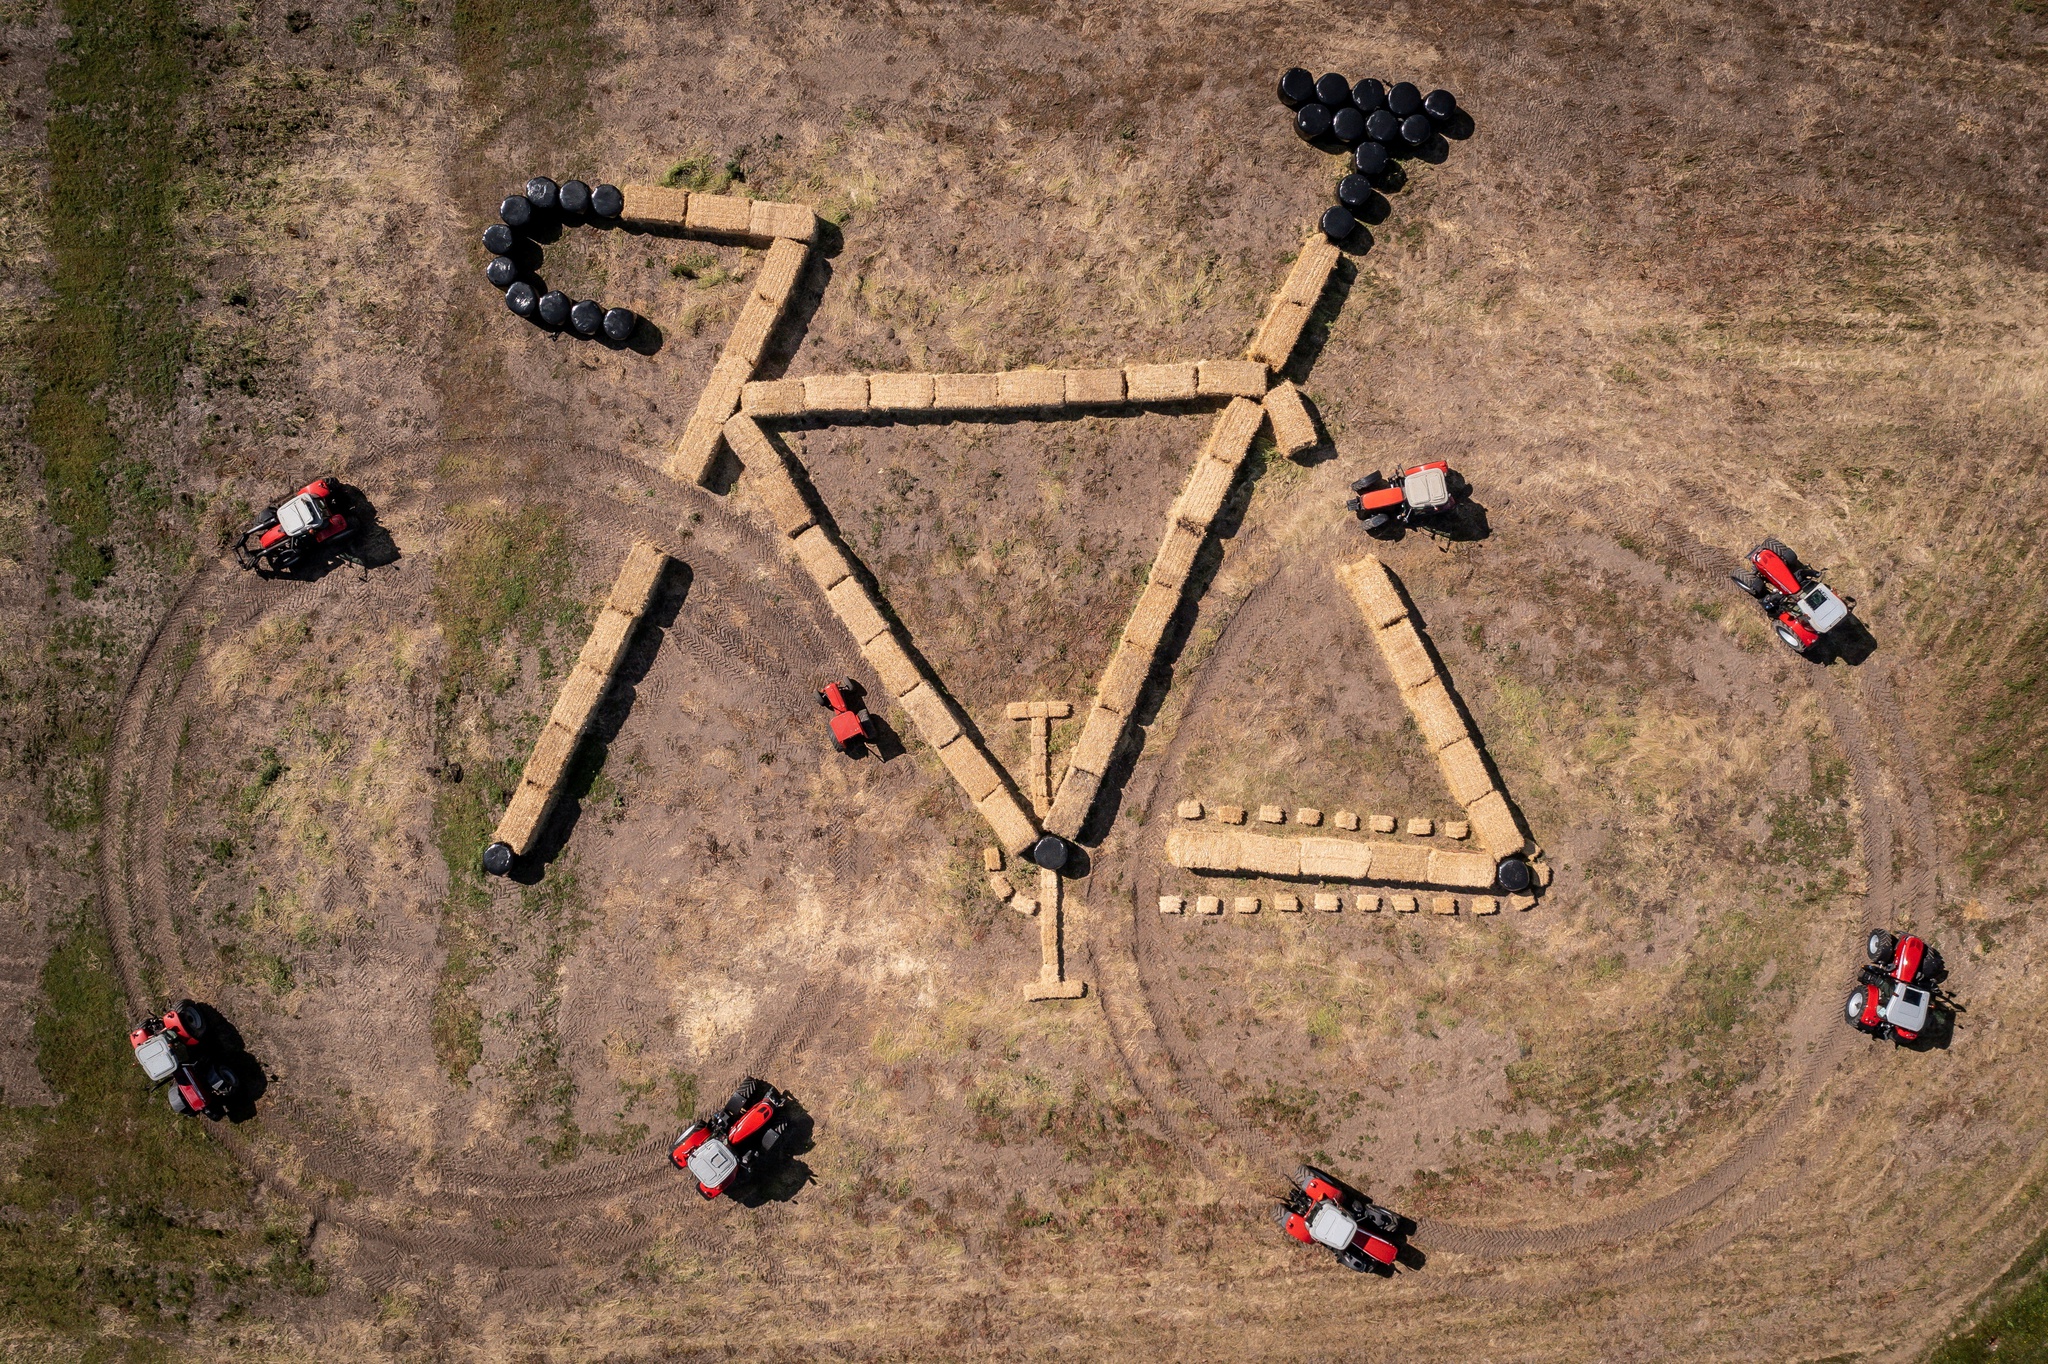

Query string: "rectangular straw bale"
[1068, 705, 1127, 776]
[521, 722, 581, 794]
[754, 235, 810, 304]
[619, 183, 688, 227]
[979, 787, 1042, 856]
[749, 199, 817, 243]
[1405, 678, 1469, 752]
[607, 541, 669, 616]
[1282, 238, 1342, 308]
[826, 576, 891, 646]
[1094, 642, 1152, 719]
[722, 294, 782, 370]
[791, 526, 852, 591]
[1044, 765, 1101, 839]
[1121, 581, 1181, 656]
[741, 379, 805, 417]
[1238, 832, 1302, 878]
[1125, 362, 1200, 403]
[1149, 522, 1205, 594]
[753, 463, 814, 537]
[803, 374, 870, 413]
[1234, 896, 1261, 915]
[1366, 841, 1432, 884]
[1428, 848, 1500, 889]
[1248, 300, 1311, 369]
[1315, 893, 1342, 912]
[494, 780, 557, 855]
[868, 372, 935, 411]
[1165, 827, 1244, 872]
[578, 607, 639, 679]
[1173, 456, 1238, 532]
[860, 630, 925, 698]
[1375, 618, 1439, 691]
[996, 369, 1068, 409]
[1264, 381, 1319, 457]
[672, 411, 724, 484]
[897, 681, 962, 749]
[685, 192, 754, 235]
[931, 372, 999, 410]
[937, 735, 1005, 804]
[1207, 397, 1266, 470]
[720, 410, 777, 466]
[1198, 359, 1270, 397]
[546, 665, 610, 735]
[1335, 556, 1407, 630]
[1300, 837, 1374, 880]
[1065, 368, 1127, 405]
[1465, 790, 1528, 859]
[1436, 737, 1497, 808]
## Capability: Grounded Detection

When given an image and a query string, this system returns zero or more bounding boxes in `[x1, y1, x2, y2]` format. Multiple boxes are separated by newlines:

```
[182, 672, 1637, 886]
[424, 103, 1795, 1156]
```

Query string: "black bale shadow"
[698, 221, 843, 495]
[186, 1001, 268, 1123]
[512, 561, 692, 881]
[1817, 615, 1878, 666]
[1439, 108, 1477, 141]
[728, 1097, 818, 1207]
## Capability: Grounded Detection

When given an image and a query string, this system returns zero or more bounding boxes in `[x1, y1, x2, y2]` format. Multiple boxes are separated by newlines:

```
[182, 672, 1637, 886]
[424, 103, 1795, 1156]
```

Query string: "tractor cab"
[1882, 982, 1932, 1035]
[1308, 1201, 1362, 1251]
[132, 1030, 181, 1083]
[1401, 463, 1454, 514]
[684, 1135, 740, 1190]
[275, 491, 328, 539]
[1794, 583, 1848, 634]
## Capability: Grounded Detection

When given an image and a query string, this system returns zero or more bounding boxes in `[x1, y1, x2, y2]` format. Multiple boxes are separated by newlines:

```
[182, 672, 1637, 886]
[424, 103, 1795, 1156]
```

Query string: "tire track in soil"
[98, 442, 866, 1263]
[1087, 490, 1932, 1280]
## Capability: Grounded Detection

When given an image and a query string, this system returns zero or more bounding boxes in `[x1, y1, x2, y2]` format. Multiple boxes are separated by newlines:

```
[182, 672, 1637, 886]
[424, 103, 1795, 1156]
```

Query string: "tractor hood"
[1307, 1201, 1361, 1251]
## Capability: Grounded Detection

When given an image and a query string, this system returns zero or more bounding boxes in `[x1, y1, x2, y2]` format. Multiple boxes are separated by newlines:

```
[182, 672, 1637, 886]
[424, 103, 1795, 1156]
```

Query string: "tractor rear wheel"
[1920, 947, 1944, 979]
[1759, 537, 1800, 569]
[173, 1001, 205, 1039]
[1774, 622, 1808, 652]
[1866, 930, 1897, 964]
[1845, 987, 1869, 1027]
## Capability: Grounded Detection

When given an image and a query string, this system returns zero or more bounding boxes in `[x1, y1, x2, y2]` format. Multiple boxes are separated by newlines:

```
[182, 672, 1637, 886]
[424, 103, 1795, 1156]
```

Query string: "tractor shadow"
[186, 1001, 269, 1123]
[1816, 615, 1878, 666]
[728, 1096, 817, 1207]
[1902, 995, 1963, 1053]
[513, 562, 692, 881]
[1359, 496, 1493, 546]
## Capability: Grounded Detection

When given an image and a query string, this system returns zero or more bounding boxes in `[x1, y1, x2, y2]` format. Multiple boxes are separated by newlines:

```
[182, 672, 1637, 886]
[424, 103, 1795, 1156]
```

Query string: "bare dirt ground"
[7, 0, 2048, 1358]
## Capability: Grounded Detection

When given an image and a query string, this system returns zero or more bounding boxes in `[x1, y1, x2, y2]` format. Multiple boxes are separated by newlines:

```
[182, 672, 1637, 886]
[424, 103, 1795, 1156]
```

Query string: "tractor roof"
[686, 1136, 739, 1189]
[1307, 1201, 1359, 1251]
[277, 492, 324, 538]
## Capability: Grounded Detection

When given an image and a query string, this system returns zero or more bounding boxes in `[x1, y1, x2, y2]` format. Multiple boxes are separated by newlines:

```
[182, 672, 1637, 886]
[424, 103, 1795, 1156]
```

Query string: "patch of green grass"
[662, 149, 746, 195]
[427, 757, 516, 1083]
[430, 503, 580, 700]
[1956, 615, 2048, 885]
[1927, 1216, 2048, 1364]
[30, 0, 189, 594]
[0, 910, 319, 1344]
[452, 0, 595, 105]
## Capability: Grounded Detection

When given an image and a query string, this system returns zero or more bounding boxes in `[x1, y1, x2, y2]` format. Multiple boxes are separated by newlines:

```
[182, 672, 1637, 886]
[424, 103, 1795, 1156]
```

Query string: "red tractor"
[669, 1077, 795, 1199]
[1273, 1165, 1404, 1273]
[1730, 538, 1849, 655]
[129, 1000, 239, 1120]
[1348, 460, 1468, 534]
[1846, 929, 1945, 1044]
[233, 474, 358, 575]
[818, 680, 875, 755]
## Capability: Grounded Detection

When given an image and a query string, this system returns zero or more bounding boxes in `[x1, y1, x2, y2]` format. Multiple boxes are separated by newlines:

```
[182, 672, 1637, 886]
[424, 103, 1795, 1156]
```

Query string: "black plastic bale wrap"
[537, 290, 571, 328]
[1401, 113, 1433, 146]
[602, 307, 637, 342]
[569, 299, 604, 336]
[1388, 82, 1423, 118]
[1314, 72, 1352, 107]
[559, 179, 591, 215]
[486, 255, 518, 288]
[505, 281, 538, 316]
[1320, 204, 1356, 241]
[1337, 174, 1374, 210]
[1351, 77, 1387, 112]
[1295, 103, 1335, 140]
[1331, 106, 1367, 144]
[1365, 109, 1401, 144]
[1277, 67, 1315, 108]
[1353, 142, 1391, 176]
[590, 183, 624, 218]
[482, 223, 515, 255]
[525, 176, 560, 211]
[500, 194, 533, 228]
[1423, 88, 1457, 121]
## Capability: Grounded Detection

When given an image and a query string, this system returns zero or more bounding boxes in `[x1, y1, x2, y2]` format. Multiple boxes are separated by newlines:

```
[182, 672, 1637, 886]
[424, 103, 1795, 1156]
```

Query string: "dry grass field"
[2, 0, 2047, 1359]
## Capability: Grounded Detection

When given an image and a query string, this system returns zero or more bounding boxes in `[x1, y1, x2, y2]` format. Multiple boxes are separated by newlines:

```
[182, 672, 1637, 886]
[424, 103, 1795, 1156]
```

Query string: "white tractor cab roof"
[1307, 1201, 1360, 1251]
[1884, 982, 1932, 1034]
[1797, 583, 1849, 633]
[1402, 466, 1452, 513]
[134, 1032, 180, 1083]
[277, 492, 324, 538]
[686, 1136, 739, 1189]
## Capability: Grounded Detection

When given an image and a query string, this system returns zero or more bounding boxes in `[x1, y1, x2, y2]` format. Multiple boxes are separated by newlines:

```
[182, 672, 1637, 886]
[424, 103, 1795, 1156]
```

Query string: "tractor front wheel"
[1866, 930, 1897, 965]
[1759, 537, 1800, 569]
[725, 1078, 764, 1116]
[1773, 622, 1809, 652]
